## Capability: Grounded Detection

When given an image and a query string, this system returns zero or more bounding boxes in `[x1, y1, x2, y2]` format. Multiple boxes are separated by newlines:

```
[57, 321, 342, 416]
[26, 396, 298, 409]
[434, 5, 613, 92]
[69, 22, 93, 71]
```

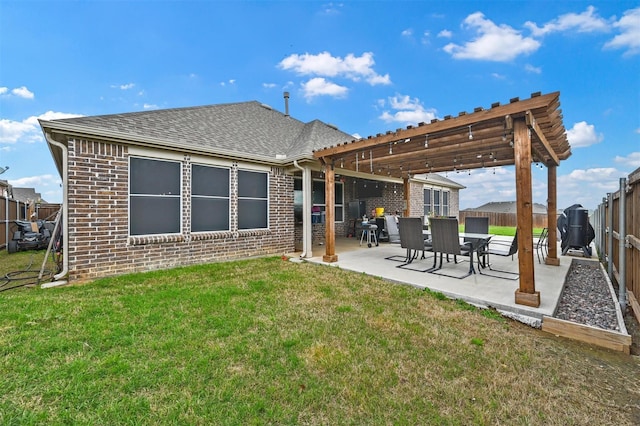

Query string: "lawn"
[1, 250, 639, 425]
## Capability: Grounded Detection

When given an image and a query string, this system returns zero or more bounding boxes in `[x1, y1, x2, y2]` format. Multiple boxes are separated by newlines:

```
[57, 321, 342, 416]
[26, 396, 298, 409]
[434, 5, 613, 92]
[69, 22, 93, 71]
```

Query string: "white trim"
[190, 155, 234, 168]
[236, 162, 271, 172]
[128, 146, 184, 161]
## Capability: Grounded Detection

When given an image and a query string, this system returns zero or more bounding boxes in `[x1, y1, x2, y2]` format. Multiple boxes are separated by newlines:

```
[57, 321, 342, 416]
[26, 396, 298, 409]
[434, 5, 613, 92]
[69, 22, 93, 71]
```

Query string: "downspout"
[43, 132, 69, 285]
[293, 160, 312, 258]
[4, 191, 7, 249]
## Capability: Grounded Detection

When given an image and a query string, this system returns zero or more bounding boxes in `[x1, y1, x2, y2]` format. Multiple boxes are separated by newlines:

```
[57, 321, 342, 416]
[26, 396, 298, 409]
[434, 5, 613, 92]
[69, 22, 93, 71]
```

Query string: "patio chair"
[392, 217, 433, 271]
[536, 227, 548, 263]
[428, 217, 474, 279]
[464, 216, 489, 267]
[464, 216, 489, 235]
[383, 215, 401, 244]
[477, 231, 519, 280]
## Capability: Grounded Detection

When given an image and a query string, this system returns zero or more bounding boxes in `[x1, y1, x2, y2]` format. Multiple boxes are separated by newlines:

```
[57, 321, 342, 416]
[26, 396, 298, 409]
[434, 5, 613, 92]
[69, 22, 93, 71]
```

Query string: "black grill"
[558, 204, 594, 257]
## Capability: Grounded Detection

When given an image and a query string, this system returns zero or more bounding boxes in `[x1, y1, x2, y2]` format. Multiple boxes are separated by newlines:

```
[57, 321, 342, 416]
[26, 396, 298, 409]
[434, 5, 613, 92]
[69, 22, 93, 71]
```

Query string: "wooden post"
[546, 165, 560, 266]
[513, 118, 540, 307]
[323, 162, 338, 263]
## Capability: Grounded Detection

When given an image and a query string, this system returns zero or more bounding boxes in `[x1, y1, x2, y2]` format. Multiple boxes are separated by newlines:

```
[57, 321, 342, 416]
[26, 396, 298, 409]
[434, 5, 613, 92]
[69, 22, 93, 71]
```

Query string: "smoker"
[557, 204, 594, 257]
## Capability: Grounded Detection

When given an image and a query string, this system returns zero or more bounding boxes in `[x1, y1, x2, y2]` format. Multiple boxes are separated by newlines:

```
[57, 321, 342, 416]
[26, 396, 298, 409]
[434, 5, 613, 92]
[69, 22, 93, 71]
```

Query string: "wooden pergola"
[313, 91, 571, 307]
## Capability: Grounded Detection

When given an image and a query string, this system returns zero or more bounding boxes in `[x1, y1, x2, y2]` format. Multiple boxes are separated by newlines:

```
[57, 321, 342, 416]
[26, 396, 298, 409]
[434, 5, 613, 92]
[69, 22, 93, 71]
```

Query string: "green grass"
[1, 250, 638, 425]
[461, 226, 544, 237]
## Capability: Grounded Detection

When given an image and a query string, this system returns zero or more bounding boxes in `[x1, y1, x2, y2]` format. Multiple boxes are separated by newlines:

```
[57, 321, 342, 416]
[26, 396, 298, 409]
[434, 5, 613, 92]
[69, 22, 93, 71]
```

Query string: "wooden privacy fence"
[1, 197, 61, 249]
[592, 167, 640, 323]
[459, 210, 548, 229]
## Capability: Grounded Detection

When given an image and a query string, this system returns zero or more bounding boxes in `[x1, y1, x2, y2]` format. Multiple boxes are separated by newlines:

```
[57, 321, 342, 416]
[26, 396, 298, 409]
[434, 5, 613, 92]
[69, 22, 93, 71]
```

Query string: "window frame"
[128, 156, 182, 236]
[237, 168, 269, 230]
[423, 188, 432, 216]
[190, 163, 231, 233]
[442, 190, 450, 217]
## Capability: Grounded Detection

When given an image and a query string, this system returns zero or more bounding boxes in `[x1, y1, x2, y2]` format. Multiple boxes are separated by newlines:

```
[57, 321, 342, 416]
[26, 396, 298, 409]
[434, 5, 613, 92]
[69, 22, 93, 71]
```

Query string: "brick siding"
[66, 138, 294, 282]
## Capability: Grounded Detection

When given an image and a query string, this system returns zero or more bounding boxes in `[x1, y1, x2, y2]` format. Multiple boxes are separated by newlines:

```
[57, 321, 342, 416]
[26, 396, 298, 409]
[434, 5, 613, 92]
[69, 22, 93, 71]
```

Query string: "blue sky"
[1, 1, 638, 211]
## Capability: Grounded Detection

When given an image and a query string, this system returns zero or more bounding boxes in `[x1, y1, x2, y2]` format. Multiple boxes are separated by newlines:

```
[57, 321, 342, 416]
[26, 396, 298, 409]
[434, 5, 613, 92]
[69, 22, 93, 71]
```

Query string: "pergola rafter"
[313, 91, 571, 308]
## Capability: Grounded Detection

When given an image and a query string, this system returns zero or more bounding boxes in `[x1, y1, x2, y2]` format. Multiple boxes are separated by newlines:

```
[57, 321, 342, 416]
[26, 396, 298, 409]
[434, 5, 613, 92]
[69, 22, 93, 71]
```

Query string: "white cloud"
[111, 83, 135, 90]
[438, 29, 452, 38]
[12, 86, 34, 99]
[491, 73, 506, 79]
[8, 174, 63, 203]
[278, 51, 391, 86]
[614, 151, 640, 168]
[557, 167, 621, 208]
[401, 28, 413, 37]
[262, 83, 277, 89]
[566, 121, 603, 148]
[524, 6, 610, 37]
[0, 86, 35, 99]
[454, 167, 519, 209]
[0, 119, 34, 144]
[0, 111, 82, 144]
[143, 104, 158, 110]
[443, 12, 540, 61]
[378, 94, 438, 125]
[301, 78, 348, 99]
[8, 174, 60, 188]
[524, 64, 542, 74]
[604, 7, 640, 56]
[320, 2, 342, 15]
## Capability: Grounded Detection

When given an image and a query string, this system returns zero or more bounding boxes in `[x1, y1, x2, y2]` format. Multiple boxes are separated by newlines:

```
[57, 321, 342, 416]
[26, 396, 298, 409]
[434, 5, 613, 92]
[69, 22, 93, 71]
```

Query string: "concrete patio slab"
[297, 237, 586, 326]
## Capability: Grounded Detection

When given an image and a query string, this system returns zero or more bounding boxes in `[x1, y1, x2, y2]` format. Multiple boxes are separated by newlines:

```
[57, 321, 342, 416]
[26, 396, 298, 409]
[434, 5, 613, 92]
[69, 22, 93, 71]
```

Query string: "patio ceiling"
[313, 91, 570, 177]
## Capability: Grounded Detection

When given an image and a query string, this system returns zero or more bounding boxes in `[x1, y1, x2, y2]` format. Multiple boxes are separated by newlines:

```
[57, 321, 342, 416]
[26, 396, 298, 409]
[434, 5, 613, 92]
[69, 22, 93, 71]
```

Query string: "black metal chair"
[428, 217, 474, 279]
[392, 217, 433, 271]
[477, 231, 519, 279]
[536, 227, 548, 263]
[464, 216, 489, 267]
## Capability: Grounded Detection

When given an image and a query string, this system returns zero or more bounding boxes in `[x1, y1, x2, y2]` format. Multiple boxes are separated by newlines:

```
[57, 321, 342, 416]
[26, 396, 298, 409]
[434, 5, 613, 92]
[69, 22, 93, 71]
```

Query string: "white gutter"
[43, 132, 69, 285]
[293, 160, 312, 258]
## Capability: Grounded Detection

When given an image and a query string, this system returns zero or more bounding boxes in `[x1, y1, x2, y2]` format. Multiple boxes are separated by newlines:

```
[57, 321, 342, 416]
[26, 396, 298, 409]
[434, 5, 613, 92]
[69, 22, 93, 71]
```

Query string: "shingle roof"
[12, 187, 46, 204]
[48, 101, 353, 162]
[464, 201, 547, 214]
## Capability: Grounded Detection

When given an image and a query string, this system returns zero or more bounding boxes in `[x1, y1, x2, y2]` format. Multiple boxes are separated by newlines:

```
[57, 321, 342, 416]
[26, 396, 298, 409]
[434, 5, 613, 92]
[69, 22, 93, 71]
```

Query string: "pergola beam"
[526, 110, 560, 166]
[314, 92, 562, 158]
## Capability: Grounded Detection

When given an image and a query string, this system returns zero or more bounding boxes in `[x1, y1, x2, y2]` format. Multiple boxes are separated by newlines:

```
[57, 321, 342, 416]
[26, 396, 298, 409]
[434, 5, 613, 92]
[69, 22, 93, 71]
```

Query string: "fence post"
[607, 192, 614, 281]
[618, 178, 627, 311]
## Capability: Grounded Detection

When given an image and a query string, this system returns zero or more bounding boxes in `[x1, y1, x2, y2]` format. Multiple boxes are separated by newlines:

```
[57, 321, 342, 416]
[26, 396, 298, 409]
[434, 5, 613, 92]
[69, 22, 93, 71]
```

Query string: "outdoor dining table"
[422, 230, 494, 273]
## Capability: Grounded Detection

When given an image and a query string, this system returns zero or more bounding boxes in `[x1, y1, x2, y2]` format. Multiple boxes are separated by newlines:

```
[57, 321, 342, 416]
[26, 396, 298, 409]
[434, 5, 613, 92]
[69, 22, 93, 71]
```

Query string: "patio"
[295, 236, 579, 326]
[312, 92, 571, 309]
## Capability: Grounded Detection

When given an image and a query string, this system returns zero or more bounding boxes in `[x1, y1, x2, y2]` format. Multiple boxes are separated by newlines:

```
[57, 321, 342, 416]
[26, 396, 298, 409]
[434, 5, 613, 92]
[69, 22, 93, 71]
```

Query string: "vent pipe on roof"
[284, 91, 290, 117]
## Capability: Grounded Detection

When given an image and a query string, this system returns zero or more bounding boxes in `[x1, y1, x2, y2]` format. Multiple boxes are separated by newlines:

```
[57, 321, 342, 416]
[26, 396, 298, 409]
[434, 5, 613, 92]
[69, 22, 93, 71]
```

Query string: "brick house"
[39, 99, 463, 283]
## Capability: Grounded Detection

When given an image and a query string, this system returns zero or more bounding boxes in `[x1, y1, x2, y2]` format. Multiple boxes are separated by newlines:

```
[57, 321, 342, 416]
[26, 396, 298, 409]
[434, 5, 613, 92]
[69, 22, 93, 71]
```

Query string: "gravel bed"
[554, 259, 621, 331]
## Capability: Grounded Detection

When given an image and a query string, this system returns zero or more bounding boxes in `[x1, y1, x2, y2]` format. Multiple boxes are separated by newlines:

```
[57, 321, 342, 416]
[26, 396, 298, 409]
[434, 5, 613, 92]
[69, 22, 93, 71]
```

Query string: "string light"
[468, 125, 473, 140]
[389, 142, 393, 154]
[424, 134, 429, 148]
